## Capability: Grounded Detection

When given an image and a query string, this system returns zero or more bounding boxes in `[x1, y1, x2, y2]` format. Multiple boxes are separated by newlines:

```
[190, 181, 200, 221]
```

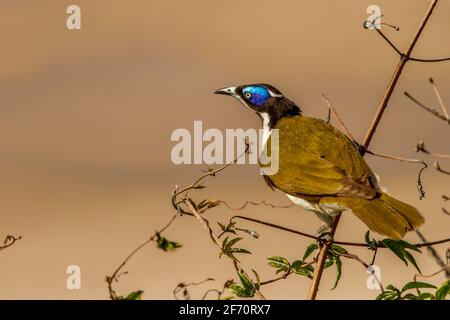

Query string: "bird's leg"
[314, 212, 335, 244]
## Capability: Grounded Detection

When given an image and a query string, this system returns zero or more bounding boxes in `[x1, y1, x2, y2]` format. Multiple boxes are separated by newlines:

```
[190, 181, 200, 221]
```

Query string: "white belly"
[286, 194, 344, 216]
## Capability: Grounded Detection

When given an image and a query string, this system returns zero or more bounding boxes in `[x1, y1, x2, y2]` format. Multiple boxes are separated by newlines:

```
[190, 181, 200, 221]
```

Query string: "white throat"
[261, 113, 272, 147]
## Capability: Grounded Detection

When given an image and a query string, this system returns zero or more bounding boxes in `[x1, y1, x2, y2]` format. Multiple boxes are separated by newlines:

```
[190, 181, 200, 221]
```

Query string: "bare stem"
[429, 78, 449, 119]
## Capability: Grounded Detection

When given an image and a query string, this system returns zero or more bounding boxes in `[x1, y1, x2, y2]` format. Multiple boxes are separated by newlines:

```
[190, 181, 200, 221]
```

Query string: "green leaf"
[228, 284, 251, 298]
[220, 237, 251, 262]
[217, 222, 237, 235]
[403, 293, 418, 300]
[376, 291, 398, 300]
[331, 256, 342, 290]
[381, 239, 421, 272]
[196, 199, 219, 213]
[291, 261, 314, 279]
[365, 231, 378, 250]
[331, 244, 348, 255]
[400, 240, 421, 253]
[381, 239, 408, 264]
[156, 237, 182, 252]
[268, 262, 288, 270]
[227, 237, 243, 248]
[324, 256, 334, 269]
[231, 248, 251, 254]
[435, 280, 450, 300]
[123, 290, 143, 300]
[251, 269, 261, 289]
[267, 256, 290, 266]
[403, 251, 421, 274]
[290, 260, 303, 270]
[416, 292, 434, 300]
[237, 271, 253, 290]
[386, 284, 399, 292]
[229, 271, 256, 298]
[401, 281, 436, 292]
[267, 256, 290, 273]
[303, 243, 319, 261]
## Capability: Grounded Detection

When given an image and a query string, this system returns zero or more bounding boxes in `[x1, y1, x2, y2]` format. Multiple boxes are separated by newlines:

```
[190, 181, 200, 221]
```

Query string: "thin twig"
[415, 229, 450, 278]
[219, 200, 294, 211]
[405, 92, 450, 124]
[321, 94, 356, 142]
[367, 20, 450, 63]
[173, 278, 215, 300]
[0, 235, 22, 252]
[365, 150, 428, 199]
[429, 78, 449, 119]
[435, 162, 450, 175]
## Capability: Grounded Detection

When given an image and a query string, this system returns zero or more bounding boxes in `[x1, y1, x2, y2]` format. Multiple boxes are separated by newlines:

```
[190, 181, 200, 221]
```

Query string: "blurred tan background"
[0, 0, 449, 299]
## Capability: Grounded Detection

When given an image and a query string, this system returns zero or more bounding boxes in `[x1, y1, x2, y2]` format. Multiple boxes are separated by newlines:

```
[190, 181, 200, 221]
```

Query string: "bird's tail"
[344, 192, 425, 240]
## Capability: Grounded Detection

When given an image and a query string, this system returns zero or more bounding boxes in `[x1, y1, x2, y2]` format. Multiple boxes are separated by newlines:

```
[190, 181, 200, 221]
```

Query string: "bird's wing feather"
[263, 116, 377, 198]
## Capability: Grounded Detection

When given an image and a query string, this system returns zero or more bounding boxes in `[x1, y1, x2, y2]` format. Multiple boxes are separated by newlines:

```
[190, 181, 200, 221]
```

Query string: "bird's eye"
[244, 92, 252, 99]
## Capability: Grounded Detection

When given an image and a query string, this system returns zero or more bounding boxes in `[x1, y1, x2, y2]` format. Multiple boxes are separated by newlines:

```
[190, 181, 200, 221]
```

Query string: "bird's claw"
[316, 225, 333, 246]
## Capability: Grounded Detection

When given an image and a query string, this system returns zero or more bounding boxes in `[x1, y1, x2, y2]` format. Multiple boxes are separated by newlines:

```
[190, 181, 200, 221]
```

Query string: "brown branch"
[0, 235, 22, 252]
[308, 215, 341, 299]
[309, 0, 440, 300]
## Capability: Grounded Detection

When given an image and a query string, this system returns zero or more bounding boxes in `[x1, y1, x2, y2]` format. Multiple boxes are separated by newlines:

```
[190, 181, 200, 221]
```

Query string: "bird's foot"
[316, 225, 333, 246]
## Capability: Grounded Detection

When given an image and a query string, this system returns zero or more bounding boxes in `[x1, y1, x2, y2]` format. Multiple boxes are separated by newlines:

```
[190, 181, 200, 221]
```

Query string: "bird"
[215, 83, 424, 240]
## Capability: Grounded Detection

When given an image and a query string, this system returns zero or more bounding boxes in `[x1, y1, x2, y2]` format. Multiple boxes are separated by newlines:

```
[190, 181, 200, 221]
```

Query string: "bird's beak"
[214, 86, 237, 96]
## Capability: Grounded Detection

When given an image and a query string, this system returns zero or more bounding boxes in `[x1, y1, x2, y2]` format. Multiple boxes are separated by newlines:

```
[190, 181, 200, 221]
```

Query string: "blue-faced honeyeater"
[215, 84, 424, 240]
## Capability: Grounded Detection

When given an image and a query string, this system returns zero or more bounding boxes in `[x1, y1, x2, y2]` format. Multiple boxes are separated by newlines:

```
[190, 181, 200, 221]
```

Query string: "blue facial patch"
[242, 86, 270, 106]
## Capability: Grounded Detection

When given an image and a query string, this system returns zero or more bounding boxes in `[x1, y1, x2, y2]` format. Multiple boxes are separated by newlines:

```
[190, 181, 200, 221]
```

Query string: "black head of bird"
[215, 84, 301, 128]
[215, 83, 425, 240]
